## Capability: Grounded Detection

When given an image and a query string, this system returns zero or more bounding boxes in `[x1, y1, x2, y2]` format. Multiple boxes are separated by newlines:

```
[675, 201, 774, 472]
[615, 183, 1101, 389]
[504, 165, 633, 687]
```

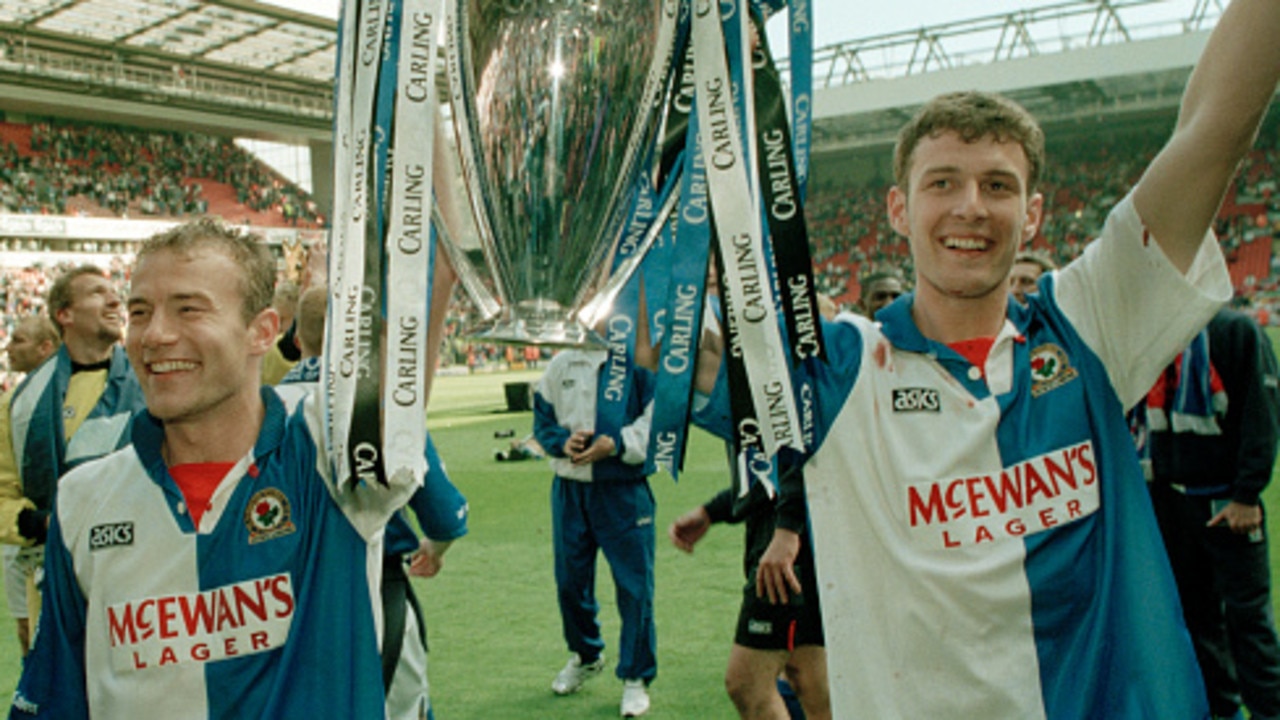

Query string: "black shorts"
[733, 530, 824, 651]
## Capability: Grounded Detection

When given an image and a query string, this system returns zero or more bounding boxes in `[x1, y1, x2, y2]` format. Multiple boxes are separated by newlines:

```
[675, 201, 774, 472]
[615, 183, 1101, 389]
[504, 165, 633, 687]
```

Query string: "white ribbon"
[381, 0, 441, 486]
[691, 0, 803, 458]
[323, 0, 383, 482]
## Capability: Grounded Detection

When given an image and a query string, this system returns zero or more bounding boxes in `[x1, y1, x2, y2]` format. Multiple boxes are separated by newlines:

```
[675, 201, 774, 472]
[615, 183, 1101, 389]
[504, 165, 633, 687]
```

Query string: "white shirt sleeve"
[1053, 192, 1232, 409]
[618, 398, 653, 466]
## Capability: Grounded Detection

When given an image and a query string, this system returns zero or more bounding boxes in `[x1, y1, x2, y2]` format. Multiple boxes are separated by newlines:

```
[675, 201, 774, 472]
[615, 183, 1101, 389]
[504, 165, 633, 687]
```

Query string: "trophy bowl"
[446, 0, 677, 347]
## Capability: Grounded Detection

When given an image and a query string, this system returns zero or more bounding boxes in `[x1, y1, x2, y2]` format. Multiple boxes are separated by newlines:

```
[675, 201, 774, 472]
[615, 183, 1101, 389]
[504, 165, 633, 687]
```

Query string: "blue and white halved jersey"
[11, 387, 418, 719]
[701, 195, 1231, 719]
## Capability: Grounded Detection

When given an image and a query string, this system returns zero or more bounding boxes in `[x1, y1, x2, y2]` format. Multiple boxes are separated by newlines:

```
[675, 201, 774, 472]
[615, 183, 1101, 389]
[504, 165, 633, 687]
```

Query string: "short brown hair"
[1014, 250, 1056, 273]
[893, 91, 1046, 194]
[46, 265, 109, 335]
[273, 281, 300, 312]
[137, 218, 276, 324]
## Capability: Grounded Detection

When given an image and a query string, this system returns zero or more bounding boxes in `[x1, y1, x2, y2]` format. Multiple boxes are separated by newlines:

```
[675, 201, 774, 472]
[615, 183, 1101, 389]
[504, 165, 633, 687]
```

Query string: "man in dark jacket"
[1146, 307, 1280, 720]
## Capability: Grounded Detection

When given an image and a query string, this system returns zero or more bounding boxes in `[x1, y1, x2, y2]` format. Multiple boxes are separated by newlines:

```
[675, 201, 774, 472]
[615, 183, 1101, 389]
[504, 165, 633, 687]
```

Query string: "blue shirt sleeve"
[386, 434, 469, 557]
[804, 316, 865, 454]
[533, 390, 570, 459]
[10, 514, 89, 719]
[408, 434, 469, 542]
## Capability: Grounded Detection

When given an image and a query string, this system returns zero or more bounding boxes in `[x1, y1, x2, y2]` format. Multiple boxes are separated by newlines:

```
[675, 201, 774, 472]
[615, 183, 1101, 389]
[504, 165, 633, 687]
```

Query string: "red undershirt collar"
[169, 462, 234, 527]
[948, 337, 997, 371]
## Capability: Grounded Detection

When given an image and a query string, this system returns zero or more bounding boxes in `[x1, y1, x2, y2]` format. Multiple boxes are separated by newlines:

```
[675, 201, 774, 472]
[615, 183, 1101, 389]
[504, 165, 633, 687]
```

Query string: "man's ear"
[888, 186, 910, 238]
[248, 308, 280, 358]
[1022, 191, 1045, 245]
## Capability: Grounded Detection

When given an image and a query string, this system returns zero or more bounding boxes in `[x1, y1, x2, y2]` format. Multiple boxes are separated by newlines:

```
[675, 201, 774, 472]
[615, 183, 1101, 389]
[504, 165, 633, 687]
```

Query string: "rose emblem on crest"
[244, 488, 296, 544]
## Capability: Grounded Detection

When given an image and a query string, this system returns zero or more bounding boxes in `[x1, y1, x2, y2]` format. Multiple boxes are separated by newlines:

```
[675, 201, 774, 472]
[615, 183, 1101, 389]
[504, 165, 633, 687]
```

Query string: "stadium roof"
[0, 0, 339, 141]
[0, 0, 1227, 153]
[786, 0, 1222, 159]
[0, 0, 337, 81]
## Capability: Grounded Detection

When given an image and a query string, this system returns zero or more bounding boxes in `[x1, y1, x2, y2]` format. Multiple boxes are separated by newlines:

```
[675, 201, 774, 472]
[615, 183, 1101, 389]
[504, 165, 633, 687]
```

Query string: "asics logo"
[892, 388, 940, 413]
[90, 522, 134, 551]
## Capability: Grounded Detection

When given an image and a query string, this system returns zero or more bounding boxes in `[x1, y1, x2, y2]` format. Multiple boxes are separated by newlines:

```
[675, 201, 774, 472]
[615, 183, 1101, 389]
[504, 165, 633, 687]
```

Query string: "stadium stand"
[2, 106, 1277, 390]
[0, 119, 323, 229]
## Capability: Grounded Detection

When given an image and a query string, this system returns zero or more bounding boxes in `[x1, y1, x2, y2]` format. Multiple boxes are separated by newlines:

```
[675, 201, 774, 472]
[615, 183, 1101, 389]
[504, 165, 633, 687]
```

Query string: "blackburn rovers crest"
[244, 488, 296, 545]
[1030, 343, 1079, 397]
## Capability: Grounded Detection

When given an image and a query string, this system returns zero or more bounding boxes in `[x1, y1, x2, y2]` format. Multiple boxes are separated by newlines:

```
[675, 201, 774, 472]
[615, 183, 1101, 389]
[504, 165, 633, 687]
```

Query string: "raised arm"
[1133, 0, 1280, 272]
[425, 101, 464, 407]
[423, 253, 457, 407]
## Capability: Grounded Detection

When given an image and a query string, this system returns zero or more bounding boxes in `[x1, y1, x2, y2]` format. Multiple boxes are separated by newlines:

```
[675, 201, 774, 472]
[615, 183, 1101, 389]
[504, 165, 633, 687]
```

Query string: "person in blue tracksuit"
[534, 347, 656, 717]
[1144, 308, 1280, 720]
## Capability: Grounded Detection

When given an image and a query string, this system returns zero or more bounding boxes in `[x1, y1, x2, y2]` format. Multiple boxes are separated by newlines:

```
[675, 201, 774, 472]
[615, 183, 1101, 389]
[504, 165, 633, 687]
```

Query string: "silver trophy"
[445, 0, 678, 347]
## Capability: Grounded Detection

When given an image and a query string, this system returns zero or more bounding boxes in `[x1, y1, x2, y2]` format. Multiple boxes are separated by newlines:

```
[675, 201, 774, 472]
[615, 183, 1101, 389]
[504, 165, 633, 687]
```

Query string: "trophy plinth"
[467, 300, 604, 350]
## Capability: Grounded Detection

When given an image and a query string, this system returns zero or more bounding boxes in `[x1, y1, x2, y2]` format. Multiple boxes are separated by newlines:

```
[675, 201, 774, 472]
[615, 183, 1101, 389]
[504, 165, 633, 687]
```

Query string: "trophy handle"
[431, 205, 501, 321]
[576, 189, 679, 332]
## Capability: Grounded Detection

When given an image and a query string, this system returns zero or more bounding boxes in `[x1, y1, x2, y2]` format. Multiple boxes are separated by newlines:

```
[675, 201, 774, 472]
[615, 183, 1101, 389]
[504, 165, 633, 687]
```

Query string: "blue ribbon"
[648, 110, 712, 478]
[595, 169, 660, 445]
[786, 0, 813, 199]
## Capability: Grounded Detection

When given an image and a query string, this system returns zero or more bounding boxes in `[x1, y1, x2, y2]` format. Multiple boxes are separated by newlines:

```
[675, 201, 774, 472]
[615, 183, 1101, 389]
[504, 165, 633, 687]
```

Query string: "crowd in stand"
[1, 117, 1277, 389]
[0, 120, 322, 227]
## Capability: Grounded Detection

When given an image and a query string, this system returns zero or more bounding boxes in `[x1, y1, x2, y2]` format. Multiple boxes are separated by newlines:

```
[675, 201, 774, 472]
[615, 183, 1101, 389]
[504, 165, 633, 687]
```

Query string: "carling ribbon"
[647, 32, 695, 349]
[740, 0, 813, 197]
[640, 204, 676, 349]
[325, 0, 438, 490]
[324, 0, 385, 486]
[783, 0, 813, 198]
[320, 0, 352, 461]
[751, 11, 822, 370]
[596, 173, 660, 445]
[713, 249, 778, 497]
[647, 108, 711, 479]
[691, 0, 803, 459]
[380, 0, 441, 486]
[344, 0, 398, 489]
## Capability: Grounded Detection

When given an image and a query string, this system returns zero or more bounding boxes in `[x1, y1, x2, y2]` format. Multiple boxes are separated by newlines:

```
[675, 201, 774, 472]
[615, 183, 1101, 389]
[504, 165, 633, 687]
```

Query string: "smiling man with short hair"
[690, 1, 1280, 715]
[9, 219, 456, 719]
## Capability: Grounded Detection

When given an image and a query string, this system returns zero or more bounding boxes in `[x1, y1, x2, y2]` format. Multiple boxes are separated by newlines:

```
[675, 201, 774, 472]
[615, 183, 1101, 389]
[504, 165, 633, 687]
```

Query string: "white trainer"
[620, 679, 650, 717]
[551, 653, 606, 695]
